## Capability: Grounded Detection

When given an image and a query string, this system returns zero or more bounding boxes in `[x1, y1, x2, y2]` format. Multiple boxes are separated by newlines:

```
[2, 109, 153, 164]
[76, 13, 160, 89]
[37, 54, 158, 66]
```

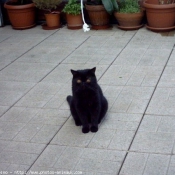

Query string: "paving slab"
[0, 25, 175, 175]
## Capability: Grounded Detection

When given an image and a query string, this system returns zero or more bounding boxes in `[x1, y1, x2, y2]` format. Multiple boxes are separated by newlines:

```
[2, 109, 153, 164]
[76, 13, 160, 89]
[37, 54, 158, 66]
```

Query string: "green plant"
[86, 0, 119, 14]
[118, 0, 140, 13]
[33, 0, 62, 13]
[63, 0, 81, 15]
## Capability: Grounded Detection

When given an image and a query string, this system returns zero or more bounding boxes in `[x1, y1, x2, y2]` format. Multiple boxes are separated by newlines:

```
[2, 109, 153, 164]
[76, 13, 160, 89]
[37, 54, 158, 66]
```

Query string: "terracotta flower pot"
[45, 13, 60, 27]
[143, 1, 175, 31]
[114, 11, 144, 30]
[4, 1, 36, 29]
[66, 13, 83, 30]
[85, 4, 110, 30]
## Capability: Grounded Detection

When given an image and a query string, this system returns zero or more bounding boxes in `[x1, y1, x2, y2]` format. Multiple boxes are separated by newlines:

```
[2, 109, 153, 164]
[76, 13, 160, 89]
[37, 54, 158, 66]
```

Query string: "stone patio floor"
[0, 25, 175, 175]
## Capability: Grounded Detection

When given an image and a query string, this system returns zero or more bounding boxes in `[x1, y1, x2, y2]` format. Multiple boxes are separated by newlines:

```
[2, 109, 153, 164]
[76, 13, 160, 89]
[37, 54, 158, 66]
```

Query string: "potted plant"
[85, 0, 119, 29]
[143, 0, 175, 32]
[33, 0, 62, 29]
[114, 0, 144, 30]
[4, 0, 36, 29]
[63, 0, 83, 29]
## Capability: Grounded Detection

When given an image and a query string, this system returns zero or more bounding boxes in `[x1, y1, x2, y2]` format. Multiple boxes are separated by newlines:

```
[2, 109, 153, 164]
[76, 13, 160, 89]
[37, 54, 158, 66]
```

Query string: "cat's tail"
[66, 95, 72, 106]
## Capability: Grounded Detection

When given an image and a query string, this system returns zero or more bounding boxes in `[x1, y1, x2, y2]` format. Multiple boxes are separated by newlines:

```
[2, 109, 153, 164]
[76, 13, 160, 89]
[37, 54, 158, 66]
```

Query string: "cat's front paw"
[75, 120, 82, 126]
[82, 126, 89, 133]
[91, 126, 98, 132]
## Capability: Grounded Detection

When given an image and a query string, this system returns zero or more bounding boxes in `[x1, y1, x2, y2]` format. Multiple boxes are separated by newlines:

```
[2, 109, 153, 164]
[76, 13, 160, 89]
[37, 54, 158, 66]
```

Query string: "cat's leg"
[98, 97, 108, 124]
[67, 96, 82, 126]
[90, 107, 100, 133]
[66, 95, 72, 106]
[76, 109, 89, 133]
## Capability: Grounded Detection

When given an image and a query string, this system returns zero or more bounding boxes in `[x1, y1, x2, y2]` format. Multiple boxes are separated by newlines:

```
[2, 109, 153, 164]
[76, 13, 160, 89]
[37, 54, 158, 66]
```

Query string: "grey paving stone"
[15, 93, 54, 108]
[0, 151, 38, 165]
[51, 125, 94, 147]
[75, 148, 126, 174]
[43, 94, 66, 109]
[143, 154, 170, 175]
[120, 152, 171, 175]
[31, 125, 60, 144]
[0, 162, 10, 171]
[138, 115, 161, 132]
[4, 142, 45, 154]
[167, 155, 175, 175]
[0, 81, 35, 106]
[29, 109, 69, 125]
[0, 62, 56, 82]
[88, 128, 116, 149]
[0, 140, 11, 153]
[131, 131, 175, 154]
[34, 145, 66, 167]
[100, 113, 141, 131]
[0, 107, 39, 123]
[0, 121, 26, 140]
[113, 48, 147, 66]
[6, 164, 29, 174]
[110, 86, 153, 114]
[120, 152, 148, 175]
[150, 49, 172, 66]
[146, 87, 175, 115]
[158, 66, 175, 87]
[108, 130, 135, 150]
[99, 65, 163, 86]
[0, 106, 9, 117]
[13, 124, 42, 142]
[167, 49, 175, 66]
[53, 147, 84, 170]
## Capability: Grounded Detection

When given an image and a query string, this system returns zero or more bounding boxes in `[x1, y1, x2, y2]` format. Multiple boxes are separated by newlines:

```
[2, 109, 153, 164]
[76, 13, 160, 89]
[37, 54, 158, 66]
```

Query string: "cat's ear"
[71, 69, 78, 76]
[90, 67, 96, 74]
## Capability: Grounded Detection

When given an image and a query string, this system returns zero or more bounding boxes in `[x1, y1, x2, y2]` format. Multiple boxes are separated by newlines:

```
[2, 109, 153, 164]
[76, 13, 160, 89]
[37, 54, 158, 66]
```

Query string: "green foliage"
[63, 0, 81, 15]
[33, 0, 62, 13]
[118, 0, 140, 13]
[102, 0, 118, 14]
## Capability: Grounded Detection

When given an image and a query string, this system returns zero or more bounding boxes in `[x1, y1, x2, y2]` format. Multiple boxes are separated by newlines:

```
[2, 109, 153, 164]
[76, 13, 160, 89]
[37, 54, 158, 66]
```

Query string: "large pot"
[66, 13, 83, 30]
[143, 1, 175, 31]
[4, 1, 36, 29]
[114, 11, 144, 30]
[85, 4, 110, 30]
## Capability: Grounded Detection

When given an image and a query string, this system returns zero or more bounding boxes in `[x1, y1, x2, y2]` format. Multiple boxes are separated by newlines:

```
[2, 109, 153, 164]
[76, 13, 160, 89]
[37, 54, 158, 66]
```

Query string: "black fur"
[66, 67, 108, 133]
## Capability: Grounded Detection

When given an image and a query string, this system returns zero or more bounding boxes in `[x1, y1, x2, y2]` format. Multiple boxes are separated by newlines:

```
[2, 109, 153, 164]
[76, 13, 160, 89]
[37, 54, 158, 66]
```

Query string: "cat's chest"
[79, 93, 97, 106]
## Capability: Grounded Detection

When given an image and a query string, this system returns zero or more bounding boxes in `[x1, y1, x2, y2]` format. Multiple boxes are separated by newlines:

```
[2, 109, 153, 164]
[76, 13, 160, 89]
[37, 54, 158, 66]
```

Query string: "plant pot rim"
[85, 4, 105, 11]
[143, 1, 175, 9]
[114, 11, 143, 15]
[45, 12, 61, 15]
[4, 2, 35, 10]
[66, 13, 82, 16]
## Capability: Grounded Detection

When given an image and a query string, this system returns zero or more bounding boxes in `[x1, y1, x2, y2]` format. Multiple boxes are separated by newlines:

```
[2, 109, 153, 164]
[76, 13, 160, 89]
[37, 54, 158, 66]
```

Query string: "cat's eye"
[86, 78, 91, 83]
[77, 79, 82, 83]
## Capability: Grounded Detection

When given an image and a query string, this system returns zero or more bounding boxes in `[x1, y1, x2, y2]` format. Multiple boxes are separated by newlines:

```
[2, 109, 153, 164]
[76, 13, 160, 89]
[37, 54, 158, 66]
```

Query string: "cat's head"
[71, 67, 97, 90]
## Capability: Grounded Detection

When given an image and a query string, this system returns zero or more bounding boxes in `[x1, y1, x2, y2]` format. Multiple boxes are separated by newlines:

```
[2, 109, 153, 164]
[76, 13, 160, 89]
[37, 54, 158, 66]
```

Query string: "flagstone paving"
[0, 25, 175, 175]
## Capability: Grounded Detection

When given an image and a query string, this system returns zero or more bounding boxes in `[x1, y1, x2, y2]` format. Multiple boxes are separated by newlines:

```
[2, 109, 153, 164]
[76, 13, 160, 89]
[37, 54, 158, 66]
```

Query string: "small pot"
[45, 13, 60, 27]
[66, 13, 83, 30]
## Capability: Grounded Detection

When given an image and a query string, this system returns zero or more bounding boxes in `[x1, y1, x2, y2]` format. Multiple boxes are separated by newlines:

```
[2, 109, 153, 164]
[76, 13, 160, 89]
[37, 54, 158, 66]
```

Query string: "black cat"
[67, 67, 108, 133]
